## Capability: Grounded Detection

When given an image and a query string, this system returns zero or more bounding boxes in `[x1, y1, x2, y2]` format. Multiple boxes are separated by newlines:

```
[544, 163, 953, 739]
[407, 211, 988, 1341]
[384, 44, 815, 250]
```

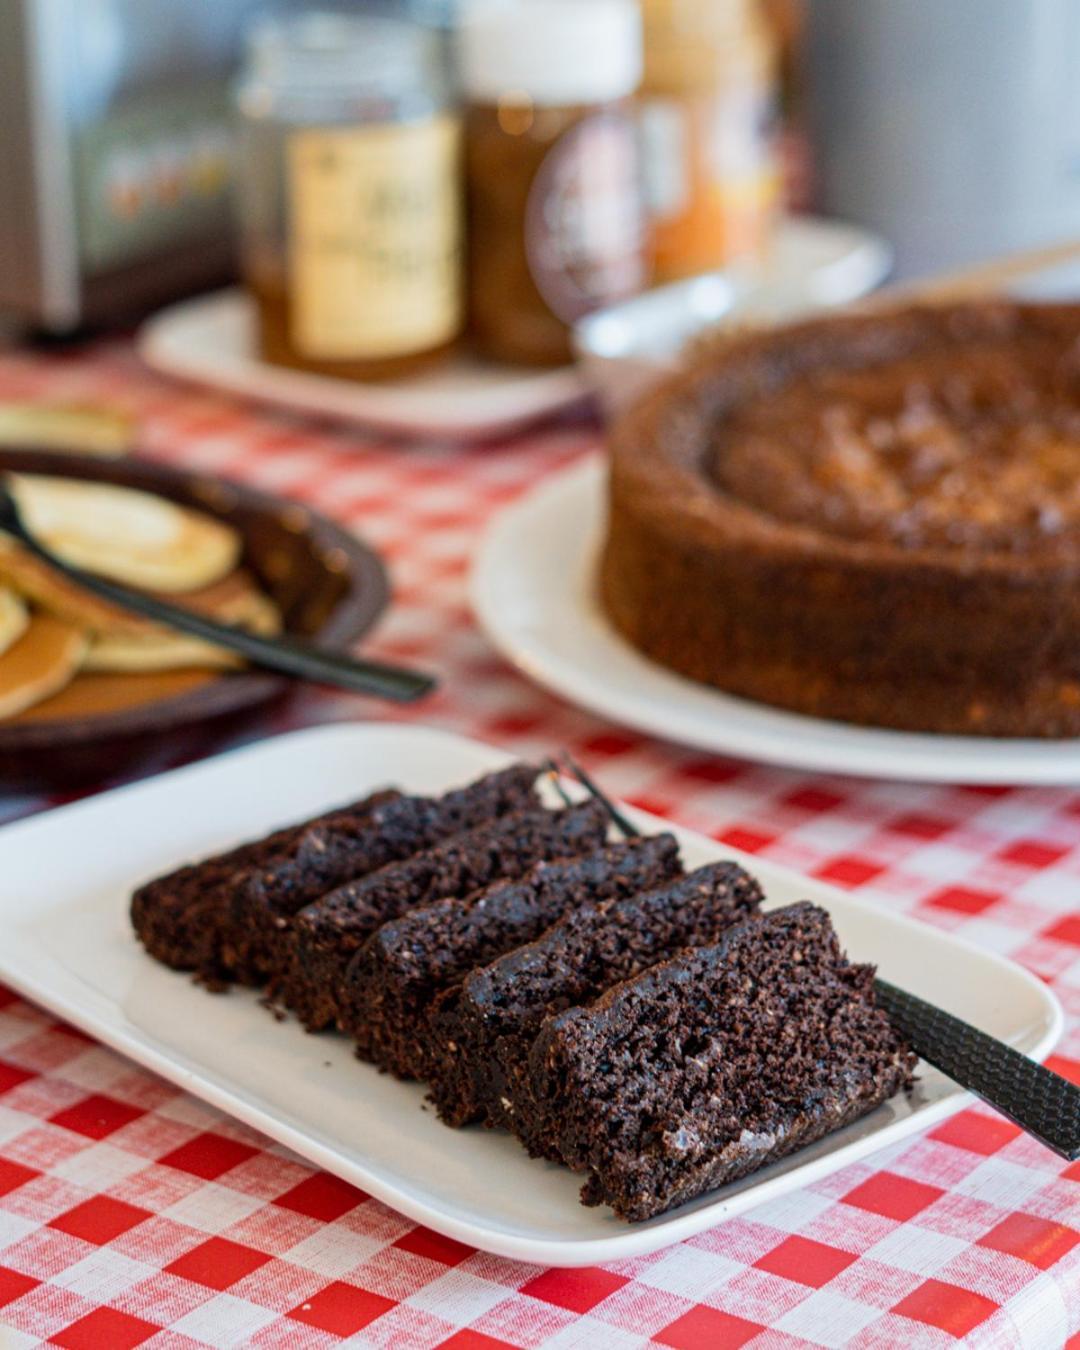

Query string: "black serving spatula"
[0, 477, 436, 704]
[551, 753, 1080, 1163]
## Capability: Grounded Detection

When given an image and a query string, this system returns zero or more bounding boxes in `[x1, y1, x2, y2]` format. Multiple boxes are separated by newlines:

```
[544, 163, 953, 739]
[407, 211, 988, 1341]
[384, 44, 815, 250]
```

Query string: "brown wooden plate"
[0, 450, 389, 791]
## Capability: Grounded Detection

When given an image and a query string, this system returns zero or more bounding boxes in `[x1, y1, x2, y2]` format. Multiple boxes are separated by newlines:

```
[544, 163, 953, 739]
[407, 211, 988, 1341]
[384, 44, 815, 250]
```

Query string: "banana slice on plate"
[6, 475, 241, 593]
[0, 614, 88, 720]
[85, 589, 282, 673]
[0, 587, 28, 660]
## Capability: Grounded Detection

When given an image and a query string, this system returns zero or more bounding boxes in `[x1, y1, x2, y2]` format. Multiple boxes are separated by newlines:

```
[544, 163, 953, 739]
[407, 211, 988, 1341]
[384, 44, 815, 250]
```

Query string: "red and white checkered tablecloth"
[1, 340, 1079, 1350]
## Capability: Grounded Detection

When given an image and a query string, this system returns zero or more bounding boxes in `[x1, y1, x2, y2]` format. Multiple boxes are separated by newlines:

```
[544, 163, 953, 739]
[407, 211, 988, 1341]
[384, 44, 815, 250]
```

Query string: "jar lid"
[459, 0, 643, 106]
[245, 11, 443, 95]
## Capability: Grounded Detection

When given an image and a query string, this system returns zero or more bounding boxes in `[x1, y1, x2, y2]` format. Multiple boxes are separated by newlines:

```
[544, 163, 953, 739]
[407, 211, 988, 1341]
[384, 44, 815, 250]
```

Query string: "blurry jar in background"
[459, 0, 646, 367]
[233, 13, 463, 382]
[640, 0, 781, 284]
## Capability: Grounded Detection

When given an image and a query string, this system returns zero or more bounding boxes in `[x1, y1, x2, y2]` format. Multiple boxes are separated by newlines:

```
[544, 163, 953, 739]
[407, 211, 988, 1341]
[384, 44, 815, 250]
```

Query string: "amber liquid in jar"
[466, 99, 645, 367]
[460, 0, 646, 367]
[248, 260, 457, 383]
[640, 0, 780, 283]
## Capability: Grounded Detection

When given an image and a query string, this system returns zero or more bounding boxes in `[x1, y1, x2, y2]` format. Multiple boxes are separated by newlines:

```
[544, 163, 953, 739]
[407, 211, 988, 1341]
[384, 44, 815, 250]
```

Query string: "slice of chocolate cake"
[344, 835, 682, 1080]
[528, 903, 915, 1222]
[429, 860, 763, 1134]
[133, 764, 540, 986]
[130, 788, 400, 981]
[276, 800, 611, 1032]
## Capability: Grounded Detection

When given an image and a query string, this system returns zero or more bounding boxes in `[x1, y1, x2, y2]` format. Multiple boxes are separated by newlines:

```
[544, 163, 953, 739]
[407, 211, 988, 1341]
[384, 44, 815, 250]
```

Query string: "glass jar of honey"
[641, 0, 781, 283]
[234, 12, 463, 381]
[459, 0, 646, 367]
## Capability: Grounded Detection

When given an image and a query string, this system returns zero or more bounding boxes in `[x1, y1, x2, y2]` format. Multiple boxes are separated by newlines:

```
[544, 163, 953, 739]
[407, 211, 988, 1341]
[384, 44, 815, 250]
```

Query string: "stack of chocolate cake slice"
[132, 762, 914, 1221]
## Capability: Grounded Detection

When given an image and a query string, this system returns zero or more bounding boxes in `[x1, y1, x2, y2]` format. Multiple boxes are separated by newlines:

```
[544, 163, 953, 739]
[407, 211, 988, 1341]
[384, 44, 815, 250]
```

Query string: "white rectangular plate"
[0, 725, 1063, 1266]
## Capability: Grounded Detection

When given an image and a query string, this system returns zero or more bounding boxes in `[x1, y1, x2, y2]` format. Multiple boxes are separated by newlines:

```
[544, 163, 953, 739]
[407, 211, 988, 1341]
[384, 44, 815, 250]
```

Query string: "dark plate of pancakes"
[0, 450, 388, 790]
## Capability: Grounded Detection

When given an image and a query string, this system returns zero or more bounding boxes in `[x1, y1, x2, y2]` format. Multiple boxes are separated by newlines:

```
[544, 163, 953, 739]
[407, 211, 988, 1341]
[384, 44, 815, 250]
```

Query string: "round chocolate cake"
[600, 301, 1080, 736]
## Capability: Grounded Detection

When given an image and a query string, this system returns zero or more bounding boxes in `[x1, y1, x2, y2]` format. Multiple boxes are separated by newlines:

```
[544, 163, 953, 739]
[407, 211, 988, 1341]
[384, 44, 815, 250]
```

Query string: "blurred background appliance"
[804, 0, 1080, 279]
[0, 0, 449, 334]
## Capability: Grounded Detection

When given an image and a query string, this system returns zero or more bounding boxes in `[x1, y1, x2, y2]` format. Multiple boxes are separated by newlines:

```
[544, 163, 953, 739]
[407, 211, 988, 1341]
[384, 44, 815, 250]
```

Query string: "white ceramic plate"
[472, 459, 1080, 786]
[0, 723, 1062, 1265]
[137, 289, 591, 442]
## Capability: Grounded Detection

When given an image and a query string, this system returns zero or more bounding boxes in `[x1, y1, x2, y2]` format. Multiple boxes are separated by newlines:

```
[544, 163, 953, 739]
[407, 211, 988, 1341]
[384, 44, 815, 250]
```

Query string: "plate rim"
[137, 290, 590, 442]
[0, 722, 1064, 1265]
[470, 457, 1080, 785]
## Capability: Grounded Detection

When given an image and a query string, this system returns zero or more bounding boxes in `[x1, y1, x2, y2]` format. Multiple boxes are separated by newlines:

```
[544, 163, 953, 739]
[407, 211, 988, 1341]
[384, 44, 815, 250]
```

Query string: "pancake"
[84, 587, 282, 672]
[0, 614, 87, 719]
[0, 587, 28, 659]
[0, 552, 278, 640]
[0, 403, 133, 457]
[7, 475, 241, 593]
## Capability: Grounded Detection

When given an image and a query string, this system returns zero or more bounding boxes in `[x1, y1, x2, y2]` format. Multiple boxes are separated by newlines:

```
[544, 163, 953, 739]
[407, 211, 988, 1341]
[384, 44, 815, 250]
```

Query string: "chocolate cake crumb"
[276, 800, 611, 1032]
[529, 903, 915, 1221]
[428, 860, 762, 1134]
[129, 788, 399, 978]
[133, 764, 540, 985]
[346, 835, 682, 1079]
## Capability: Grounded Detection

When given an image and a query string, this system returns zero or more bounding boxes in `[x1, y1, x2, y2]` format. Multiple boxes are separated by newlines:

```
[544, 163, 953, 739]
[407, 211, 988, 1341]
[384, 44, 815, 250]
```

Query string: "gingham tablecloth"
[0, 341, 1079, 1350]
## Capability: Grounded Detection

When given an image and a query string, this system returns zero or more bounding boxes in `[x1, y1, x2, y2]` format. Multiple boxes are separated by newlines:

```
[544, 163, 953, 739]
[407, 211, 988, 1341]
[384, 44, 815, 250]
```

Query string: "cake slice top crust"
[294, 799, 612, 947]
[456, 859, 764, 1041]
[238, 762, 544, 925]
[363, 834, 683, 998]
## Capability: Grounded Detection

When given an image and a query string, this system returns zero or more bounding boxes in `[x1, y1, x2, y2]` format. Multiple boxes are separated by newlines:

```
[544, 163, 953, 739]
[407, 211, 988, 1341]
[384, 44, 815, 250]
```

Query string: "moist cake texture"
[601, 301, 1080, 735]
[132, 764, 915, 1225]
[275, 800, 610, 1032]
[346, 834, 681, 1079]
[429, 860, 763, 1134]
[129, 788, 400, 981]
[529, 902, 916, 1221]
[133, 764, 540, 984]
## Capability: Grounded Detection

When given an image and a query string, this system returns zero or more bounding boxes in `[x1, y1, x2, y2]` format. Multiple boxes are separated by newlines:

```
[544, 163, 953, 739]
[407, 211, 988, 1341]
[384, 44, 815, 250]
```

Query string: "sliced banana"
[84, 589, 282, 673]
[0, 614, 88, 720]
[0, 587, 28, 659]
[8, 475, 241, 593]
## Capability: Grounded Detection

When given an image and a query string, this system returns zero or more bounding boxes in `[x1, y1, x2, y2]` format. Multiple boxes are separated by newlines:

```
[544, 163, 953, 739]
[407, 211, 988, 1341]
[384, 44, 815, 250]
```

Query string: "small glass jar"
[640, 0, 781, 283]
[233, 12, 463, 382]
[459, 0, 646, 368]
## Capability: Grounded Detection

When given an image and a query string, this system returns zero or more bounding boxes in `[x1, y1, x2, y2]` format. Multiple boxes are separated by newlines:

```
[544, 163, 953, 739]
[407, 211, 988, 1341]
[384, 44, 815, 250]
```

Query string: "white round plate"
[471, 458, 1080, 784]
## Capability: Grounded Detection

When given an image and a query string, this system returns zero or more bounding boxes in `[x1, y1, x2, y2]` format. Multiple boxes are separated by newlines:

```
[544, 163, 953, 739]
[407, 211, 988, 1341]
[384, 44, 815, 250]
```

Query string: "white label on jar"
[287, 118, 462, 360]
[525, 111, 646, 326]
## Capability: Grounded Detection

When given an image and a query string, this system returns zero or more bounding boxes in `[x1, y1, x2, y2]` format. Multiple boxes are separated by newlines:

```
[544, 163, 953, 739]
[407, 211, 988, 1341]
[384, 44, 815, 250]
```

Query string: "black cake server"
[0, 478, 435, 703]
[552, 753, 1080, 1163]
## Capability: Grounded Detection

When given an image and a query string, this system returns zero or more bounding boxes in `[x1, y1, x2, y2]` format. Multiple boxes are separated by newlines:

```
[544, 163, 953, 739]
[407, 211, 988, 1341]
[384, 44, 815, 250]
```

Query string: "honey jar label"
[525, 111, 646, 326]
[287, 118, 462, 360]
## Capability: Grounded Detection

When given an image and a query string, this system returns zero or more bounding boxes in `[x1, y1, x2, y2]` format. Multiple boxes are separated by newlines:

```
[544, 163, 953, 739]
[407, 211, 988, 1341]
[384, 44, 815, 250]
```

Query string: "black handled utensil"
[0, 478, 436, 704]
[554, 751, 1080, 1163]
